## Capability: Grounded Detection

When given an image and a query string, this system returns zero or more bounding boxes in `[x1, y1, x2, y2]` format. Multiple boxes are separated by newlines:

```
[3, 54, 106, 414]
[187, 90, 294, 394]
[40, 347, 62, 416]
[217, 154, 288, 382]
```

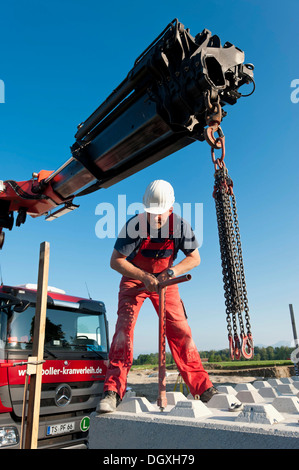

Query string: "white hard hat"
[143, 180, 175, 214]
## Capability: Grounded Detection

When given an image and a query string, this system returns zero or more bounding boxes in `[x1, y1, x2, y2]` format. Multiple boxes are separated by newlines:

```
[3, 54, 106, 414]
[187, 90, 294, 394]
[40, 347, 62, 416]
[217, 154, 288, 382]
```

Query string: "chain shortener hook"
[204, 91, 223, 147]
[211, 133, 225, 171]
[203, 92, 226, 170]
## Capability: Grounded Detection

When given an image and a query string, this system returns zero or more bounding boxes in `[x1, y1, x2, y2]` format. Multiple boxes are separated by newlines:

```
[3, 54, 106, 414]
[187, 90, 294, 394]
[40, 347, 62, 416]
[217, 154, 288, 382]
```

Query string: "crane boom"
[0, 19, 254, 248]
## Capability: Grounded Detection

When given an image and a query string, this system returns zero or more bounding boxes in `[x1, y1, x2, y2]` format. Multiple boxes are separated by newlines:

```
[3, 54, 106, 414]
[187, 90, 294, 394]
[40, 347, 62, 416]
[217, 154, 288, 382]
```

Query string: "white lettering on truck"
[17, 366, 102, 376]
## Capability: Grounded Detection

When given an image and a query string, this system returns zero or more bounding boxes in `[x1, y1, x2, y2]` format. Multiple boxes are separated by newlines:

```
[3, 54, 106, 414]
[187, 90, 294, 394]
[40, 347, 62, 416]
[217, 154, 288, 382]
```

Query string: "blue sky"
[0, 0, 298, 356]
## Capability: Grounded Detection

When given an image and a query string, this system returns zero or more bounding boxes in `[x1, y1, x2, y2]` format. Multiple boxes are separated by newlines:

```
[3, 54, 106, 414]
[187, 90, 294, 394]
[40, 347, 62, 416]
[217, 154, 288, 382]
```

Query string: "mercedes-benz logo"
[55, 384, 72, 407]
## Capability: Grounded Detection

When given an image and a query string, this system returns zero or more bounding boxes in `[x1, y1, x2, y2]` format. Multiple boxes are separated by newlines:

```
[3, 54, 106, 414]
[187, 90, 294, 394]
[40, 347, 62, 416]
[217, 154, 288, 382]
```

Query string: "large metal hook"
[204, 124, 224, 149]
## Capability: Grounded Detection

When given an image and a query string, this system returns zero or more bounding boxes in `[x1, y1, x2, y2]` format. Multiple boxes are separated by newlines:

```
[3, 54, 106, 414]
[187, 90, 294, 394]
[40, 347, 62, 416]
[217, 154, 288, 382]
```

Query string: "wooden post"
[24, 241, 50, 449]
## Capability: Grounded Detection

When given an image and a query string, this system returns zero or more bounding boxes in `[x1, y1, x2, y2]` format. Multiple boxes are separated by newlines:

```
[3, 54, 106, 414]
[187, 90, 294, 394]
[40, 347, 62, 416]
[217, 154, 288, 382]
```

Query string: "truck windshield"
[1, 305, 108, 354]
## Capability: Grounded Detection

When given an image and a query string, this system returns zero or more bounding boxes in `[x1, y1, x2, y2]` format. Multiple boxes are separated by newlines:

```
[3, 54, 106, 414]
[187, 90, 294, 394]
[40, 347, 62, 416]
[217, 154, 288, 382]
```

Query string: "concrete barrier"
[89, 378, 299, 449]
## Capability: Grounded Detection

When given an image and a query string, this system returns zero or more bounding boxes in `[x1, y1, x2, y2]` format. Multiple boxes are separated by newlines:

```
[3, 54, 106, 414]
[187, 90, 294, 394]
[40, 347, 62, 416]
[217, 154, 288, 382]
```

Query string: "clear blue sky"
[0, 0, 298, 356]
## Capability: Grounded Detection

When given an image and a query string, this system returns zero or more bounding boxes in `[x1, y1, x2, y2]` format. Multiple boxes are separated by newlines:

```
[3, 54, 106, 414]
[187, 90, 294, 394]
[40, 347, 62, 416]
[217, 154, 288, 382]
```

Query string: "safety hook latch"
[241, 333, 254, 359]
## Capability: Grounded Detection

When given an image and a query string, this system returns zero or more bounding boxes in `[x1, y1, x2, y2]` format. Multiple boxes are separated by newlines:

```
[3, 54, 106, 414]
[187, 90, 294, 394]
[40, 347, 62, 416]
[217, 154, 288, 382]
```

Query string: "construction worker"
[97, 180, 218, 413]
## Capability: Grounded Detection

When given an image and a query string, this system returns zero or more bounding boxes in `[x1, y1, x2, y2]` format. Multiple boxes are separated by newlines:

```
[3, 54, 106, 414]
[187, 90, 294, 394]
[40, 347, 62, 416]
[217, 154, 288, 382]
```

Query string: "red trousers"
[104, 276, 213, 399]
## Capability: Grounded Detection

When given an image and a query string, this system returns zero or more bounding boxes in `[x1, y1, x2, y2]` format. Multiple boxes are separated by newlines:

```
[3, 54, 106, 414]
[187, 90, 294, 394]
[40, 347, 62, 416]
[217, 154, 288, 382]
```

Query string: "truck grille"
[9, 380, 103, 417]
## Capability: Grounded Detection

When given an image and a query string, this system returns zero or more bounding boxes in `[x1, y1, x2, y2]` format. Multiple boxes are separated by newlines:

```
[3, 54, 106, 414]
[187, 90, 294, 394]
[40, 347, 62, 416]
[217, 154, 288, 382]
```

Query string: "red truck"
[0, 283, 109, 449]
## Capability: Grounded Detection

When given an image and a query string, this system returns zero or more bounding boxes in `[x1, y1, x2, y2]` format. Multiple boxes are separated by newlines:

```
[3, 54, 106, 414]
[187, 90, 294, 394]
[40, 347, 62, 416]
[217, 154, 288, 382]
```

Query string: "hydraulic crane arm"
[0, 19, 254, 248]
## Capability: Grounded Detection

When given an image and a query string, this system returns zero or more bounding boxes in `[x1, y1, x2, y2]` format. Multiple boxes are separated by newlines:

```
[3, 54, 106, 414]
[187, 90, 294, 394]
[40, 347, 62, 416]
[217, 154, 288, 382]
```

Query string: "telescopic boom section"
[0, 19, 254, 248]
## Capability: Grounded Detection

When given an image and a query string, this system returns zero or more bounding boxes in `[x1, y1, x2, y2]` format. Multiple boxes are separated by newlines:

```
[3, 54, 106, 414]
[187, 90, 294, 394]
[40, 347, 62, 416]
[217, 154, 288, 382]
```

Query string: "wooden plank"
[24, 241, 50, 449]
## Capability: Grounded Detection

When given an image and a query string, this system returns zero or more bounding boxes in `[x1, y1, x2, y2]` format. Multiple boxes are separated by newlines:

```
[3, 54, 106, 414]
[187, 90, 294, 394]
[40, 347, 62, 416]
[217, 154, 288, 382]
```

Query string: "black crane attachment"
[46, 18, 255, 200]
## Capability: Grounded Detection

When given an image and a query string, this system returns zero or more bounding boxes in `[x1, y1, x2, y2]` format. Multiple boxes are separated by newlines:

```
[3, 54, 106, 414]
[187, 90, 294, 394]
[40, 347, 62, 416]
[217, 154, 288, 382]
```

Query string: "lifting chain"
[204, 93, 254, 360]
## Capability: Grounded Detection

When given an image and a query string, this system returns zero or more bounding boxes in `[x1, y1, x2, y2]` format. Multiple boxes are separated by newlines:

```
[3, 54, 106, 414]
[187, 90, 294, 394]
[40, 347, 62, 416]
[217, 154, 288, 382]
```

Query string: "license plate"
[46, 422, 75, 436]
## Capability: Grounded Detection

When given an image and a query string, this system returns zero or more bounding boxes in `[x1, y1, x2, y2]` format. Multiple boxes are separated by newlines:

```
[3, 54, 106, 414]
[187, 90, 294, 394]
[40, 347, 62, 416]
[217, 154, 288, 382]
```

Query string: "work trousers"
[104, 276, 213, 399]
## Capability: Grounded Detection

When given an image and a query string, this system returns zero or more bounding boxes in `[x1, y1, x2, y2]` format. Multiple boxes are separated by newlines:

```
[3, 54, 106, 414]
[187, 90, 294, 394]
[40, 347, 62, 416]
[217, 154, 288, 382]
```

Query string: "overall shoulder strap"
[137, 212, 148, 239]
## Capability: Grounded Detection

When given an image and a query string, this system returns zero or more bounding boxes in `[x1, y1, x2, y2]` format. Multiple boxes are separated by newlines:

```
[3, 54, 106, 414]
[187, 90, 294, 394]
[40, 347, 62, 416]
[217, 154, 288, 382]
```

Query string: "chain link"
[213, 167, 253, 359]
[203, 98, 253, 359]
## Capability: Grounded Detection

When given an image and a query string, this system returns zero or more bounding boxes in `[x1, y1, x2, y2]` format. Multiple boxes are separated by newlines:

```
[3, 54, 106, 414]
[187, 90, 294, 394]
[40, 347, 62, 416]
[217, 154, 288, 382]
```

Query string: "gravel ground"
[126, 369, 258, 403]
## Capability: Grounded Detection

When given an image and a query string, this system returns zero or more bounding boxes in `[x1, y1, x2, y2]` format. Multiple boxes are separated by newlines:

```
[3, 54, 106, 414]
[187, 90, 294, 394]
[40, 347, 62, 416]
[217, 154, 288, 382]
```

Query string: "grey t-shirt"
[114, 212, 199, 263]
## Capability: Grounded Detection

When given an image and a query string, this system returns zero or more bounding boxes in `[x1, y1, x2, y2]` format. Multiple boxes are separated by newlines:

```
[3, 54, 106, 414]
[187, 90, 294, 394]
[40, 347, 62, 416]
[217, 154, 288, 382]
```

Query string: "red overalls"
[104, 213, 213, 399]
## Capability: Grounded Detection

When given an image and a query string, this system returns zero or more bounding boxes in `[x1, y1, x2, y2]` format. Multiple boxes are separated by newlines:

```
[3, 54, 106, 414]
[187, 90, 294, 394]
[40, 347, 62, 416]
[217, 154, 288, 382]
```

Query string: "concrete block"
[268, 378, 283, 387]
[253, 381, 272, 389]
[122, 390, 137, 400]
[275, 384, 298, 396]
[291, 376, 299, 381]
[235, 404, 284, 424]
[168, 400, 212, 418]
[234, 383, 256, 391]
[166, 391, 187, 405]
[272, 396, 299, 414]
[117, 397, 155, 413]
[206, 393, 242, 409]
[292, 382, 299, 390]
[258, 387, 278, 399]
[236, 390, 265, 403]
[280, 378, 294, 384]
[217, 385, 238, 395]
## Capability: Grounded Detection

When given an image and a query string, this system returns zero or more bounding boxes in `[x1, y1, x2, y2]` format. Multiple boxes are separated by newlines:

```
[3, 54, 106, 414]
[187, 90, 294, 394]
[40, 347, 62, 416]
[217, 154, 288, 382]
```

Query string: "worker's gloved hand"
[142, 273, 160, 293]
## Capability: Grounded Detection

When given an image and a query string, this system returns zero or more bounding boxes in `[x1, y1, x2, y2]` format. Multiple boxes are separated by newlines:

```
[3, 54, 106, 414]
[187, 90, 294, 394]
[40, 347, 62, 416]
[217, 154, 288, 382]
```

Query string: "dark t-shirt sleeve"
[114, 216, 141, 258]
[176, 216, 199, 255]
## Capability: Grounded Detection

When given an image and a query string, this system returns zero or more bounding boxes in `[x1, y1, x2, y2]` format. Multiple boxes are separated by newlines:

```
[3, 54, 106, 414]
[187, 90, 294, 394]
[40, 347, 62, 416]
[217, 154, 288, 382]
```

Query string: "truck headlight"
[0, 426, 19, 447]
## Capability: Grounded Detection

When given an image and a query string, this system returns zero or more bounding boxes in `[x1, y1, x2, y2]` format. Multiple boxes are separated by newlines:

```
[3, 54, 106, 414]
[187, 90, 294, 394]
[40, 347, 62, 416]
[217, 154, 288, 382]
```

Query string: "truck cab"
[0, 284, 109, 449]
